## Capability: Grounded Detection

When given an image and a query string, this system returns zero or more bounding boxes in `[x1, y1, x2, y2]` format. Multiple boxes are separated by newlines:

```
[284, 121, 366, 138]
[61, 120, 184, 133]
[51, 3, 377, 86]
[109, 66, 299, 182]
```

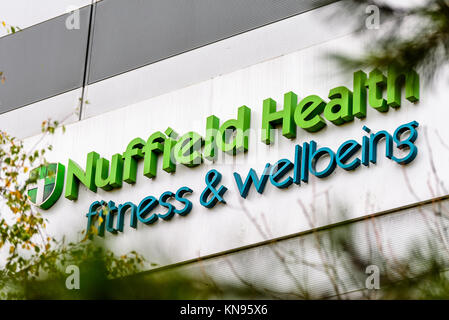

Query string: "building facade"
[1, 0, 448, 298]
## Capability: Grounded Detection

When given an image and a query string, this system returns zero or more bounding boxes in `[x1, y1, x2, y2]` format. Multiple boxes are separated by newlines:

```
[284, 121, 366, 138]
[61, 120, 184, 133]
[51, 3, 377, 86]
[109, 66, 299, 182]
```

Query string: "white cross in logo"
[36, 178, 47, 204]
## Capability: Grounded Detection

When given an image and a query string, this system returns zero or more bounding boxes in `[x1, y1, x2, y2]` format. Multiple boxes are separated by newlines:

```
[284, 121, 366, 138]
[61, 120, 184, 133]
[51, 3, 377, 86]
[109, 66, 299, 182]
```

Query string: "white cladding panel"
[23, 33, 449, 269]
[0, 89, 81, 139]
[82, 1, 354, 119]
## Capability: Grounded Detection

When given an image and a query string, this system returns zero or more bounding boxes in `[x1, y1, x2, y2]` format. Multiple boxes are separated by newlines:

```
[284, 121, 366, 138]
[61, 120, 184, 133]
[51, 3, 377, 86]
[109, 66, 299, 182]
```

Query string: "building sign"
[27, 65, 421, 236]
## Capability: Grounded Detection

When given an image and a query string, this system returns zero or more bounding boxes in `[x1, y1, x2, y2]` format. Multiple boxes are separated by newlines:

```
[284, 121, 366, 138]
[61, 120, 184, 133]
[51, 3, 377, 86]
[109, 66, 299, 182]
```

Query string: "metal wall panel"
[0, 6, 91, 114]
[0, 0, 337, 115]
[83, 2, 352, 120]
[142, 199, 449, 298]
[88, 0, 336, 84]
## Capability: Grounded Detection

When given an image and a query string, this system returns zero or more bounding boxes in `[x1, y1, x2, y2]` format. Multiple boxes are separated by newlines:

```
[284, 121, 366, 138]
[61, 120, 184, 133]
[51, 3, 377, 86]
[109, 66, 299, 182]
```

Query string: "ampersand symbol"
[200, 169, 228, 208]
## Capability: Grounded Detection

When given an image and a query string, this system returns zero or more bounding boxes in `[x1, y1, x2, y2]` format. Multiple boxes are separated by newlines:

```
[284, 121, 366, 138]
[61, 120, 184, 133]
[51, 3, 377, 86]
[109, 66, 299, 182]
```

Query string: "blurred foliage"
[333, 0, 449, 82]
[1, 20, 20, 35]
[10, 208, 449, 300]
[22, 246, 224, 300]
[1, 20, 21, 85]
[319, 213, 449, 299]
[0, 121, 146, 299]
[322, 0, 449, 298]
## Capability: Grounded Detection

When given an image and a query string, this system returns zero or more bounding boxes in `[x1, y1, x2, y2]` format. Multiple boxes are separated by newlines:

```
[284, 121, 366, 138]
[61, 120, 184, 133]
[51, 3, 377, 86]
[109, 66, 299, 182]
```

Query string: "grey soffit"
[88, 0, 337, 84]
[0, 0, 337, 115]
[0, 6, 91, 115]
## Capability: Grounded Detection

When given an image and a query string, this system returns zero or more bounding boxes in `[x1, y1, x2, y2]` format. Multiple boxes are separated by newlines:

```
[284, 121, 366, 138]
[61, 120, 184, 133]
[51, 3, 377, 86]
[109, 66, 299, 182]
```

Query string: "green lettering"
[65, 151, 99, 200]
[387, 64, 420, 108]
[143, 132, 165, 178]
[122, 138, 145, 184]
[261, 92, 297, 145]
[323, 86, 353, 125]
[294, 95, 326, 132]
[173, 132, 203, 167]
[204, 115, 220, 161]
[367, 68, 387, 112]
[216, 105, 251, 155]
[353, 70, 367, 118]
[95, 154, 123, 191]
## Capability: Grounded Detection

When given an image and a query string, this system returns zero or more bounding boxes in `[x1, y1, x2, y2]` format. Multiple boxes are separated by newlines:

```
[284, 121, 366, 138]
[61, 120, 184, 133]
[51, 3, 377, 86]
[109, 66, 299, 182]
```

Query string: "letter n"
[65, 151, 99, 200]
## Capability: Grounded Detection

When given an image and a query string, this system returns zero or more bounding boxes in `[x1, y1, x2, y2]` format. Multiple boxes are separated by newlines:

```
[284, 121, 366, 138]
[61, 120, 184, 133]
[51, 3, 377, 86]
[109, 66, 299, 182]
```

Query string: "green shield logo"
[27, 163, 65, 210]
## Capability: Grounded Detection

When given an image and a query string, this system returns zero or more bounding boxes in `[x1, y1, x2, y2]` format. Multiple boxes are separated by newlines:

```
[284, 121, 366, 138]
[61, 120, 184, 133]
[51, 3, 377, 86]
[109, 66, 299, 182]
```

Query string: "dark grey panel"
[0, 6, 91, 114]
[88, 0, 337, 84]
[0, 0, 337, 114]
